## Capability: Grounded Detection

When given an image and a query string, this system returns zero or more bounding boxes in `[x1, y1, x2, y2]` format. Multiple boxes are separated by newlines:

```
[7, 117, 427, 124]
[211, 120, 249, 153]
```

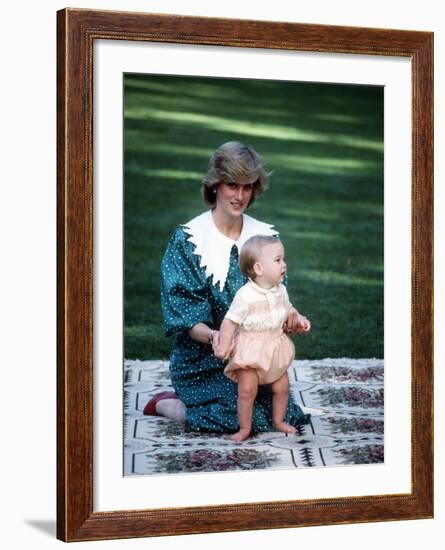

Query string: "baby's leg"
[232, 369, 259, 443]
[270, 373, 296, 434]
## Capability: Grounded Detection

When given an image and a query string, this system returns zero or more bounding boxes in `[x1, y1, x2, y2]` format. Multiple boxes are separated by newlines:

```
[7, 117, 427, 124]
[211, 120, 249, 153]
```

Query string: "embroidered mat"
[124, 358, 383, 476]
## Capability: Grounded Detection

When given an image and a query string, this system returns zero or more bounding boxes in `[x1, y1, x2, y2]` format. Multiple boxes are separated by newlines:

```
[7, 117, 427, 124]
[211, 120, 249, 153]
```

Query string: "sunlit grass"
[281, 231, 336, 242]
[124, 74, 384, 360]
[314, 113, 363, 124]
[126, 107, 383, 151]
[126, 165, 203, 181]
[125, 139, 214, 158]
[298, 269, 383, 287]
[271, 153, 382, 175]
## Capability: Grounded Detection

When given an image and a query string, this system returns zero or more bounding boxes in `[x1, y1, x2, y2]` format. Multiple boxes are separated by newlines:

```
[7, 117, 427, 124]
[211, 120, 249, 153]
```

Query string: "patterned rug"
[124, 358, 384, 476]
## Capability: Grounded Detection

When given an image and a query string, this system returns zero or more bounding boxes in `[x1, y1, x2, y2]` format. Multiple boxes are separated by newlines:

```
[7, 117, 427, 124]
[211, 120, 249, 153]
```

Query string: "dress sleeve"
[160, 227, 213, 336]
[224, 288, 249, 325]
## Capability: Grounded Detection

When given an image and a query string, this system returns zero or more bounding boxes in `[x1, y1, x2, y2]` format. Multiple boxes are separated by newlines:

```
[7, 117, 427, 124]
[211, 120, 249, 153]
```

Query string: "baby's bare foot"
[273, 421, 297, 434]
[231, 428, 251, 443]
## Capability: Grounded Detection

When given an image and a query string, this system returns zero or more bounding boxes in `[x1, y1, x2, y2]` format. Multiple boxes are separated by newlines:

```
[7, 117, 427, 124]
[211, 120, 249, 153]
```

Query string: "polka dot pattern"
[160, 226, 310, 433]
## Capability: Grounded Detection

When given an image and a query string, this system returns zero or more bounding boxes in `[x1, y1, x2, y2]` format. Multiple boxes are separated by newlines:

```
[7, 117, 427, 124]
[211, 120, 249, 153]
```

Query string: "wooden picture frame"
[57, 8, 433, 542]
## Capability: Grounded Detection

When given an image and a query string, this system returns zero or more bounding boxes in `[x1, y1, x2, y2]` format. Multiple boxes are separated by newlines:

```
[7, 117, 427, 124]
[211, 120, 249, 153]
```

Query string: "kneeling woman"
[144, 141, 310, 434]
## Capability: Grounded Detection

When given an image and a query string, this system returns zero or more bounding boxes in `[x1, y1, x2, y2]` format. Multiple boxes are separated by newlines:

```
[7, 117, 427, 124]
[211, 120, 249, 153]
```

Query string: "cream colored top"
[225, 281, 293, 332]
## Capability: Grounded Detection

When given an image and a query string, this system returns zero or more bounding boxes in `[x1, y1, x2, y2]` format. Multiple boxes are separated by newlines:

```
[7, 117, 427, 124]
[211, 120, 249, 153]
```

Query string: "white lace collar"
[181, 210, 278, 290]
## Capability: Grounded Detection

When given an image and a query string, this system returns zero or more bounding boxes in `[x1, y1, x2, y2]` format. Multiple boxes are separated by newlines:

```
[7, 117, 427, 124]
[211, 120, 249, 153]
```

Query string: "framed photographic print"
[57, 8, 433, 542]
[121, 73, 385, 478]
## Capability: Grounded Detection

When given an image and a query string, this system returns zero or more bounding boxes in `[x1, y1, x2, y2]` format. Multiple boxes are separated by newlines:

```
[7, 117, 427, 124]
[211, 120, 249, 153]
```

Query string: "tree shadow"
[123, 73, 384, 360]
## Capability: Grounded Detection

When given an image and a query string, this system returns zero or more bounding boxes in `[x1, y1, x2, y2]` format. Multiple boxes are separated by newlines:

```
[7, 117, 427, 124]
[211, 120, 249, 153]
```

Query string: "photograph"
[123, 74, 384, 476]
[2, 0, 441, 548]
[54, 7, 433, 542]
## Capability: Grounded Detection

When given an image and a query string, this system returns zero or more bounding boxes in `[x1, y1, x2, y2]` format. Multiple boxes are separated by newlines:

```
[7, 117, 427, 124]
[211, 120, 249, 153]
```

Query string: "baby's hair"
[239, 234, 281, 279]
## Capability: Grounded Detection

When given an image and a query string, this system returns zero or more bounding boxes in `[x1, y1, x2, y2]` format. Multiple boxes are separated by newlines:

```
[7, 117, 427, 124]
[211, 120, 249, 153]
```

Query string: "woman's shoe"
[143, 391, 178, 416]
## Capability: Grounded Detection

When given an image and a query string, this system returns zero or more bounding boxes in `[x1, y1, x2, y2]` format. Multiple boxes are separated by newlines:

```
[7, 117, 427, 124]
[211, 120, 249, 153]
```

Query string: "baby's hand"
[284, 308, 311, 334]
[214, 344, 230, 360]
[298, 318, 311, 332]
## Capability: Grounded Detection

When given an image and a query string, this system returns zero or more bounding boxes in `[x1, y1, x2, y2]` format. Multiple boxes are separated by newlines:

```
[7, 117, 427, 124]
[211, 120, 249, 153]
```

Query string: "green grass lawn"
[124, 74, 383, 360]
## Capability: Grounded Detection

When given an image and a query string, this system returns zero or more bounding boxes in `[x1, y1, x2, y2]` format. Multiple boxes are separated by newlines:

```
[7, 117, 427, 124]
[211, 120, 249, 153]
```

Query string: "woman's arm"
[161, 228, 214, 337]
[188, 323, 217, 345]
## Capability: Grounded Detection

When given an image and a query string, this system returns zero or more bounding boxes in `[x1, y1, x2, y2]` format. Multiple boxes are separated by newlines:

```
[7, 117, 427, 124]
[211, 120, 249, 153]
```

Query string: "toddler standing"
[214, 235, 311, 443]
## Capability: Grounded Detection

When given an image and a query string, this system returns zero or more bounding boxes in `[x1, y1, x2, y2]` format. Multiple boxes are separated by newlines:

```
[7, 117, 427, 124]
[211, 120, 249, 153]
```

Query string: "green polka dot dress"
[160, 213, 310, 433]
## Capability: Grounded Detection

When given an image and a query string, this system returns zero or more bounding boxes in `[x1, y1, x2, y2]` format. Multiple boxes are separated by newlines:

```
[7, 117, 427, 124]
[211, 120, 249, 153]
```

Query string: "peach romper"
[223, 280, 295, 385]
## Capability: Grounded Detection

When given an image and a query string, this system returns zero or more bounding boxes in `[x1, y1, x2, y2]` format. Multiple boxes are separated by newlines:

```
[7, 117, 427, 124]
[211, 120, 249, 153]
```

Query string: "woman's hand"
[214, 334, 238, 361]
[213, 332, 234, 361]
[188, 323, 221, 346]
[284, 308, 311, 334]
[214, 344, 229, 360]
[211, 330, 220, 349]
[212, 331, 226, 358]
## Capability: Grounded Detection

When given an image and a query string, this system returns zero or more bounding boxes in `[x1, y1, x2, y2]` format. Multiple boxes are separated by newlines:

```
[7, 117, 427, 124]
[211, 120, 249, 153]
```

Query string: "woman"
[144, 141, 311, 433]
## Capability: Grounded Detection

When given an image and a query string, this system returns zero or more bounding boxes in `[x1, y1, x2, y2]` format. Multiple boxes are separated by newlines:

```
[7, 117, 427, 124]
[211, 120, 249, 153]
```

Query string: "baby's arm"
[214, 318, 237, 360]
[282, 287, 311, 333]
[285, 307, 311, 333]
[215, 286, 248, 359]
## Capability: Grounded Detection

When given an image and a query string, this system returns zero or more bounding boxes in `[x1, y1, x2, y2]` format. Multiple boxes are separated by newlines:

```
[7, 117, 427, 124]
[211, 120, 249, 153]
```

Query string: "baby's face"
[257, 241, 287, 286]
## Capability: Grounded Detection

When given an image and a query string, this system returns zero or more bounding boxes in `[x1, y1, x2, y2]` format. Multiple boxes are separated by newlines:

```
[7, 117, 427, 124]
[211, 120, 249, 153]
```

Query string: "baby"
[214, 235, 311, 443]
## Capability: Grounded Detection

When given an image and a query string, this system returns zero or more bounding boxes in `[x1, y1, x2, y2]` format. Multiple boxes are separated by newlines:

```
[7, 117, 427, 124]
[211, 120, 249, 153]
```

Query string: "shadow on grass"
[123, 74, 384, 360]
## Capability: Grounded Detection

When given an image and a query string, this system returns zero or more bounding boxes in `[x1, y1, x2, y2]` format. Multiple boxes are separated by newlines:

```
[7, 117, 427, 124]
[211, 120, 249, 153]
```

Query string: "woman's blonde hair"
[201, 141, 271, 207]
[239, 235, 280, 279]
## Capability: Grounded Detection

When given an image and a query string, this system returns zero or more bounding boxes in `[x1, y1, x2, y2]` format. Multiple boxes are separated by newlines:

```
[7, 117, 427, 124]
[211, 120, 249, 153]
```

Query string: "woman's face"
[214, 181, 254, 218]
